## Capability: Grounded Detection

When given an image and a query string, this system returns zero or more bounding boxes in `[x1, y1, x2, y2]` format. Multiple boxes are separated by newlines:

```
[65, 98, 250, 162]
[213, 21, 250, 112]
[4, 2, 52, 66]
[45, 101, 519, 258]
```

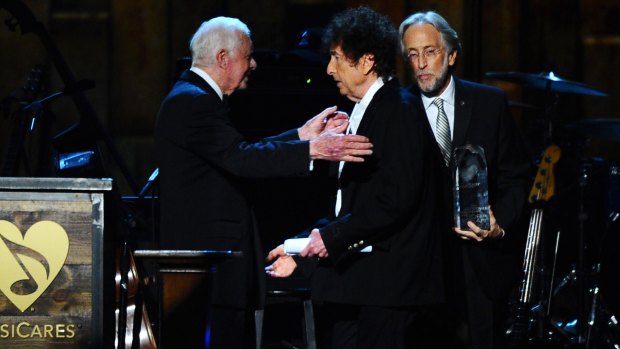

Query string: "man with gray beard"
[399, 10, 530, 349]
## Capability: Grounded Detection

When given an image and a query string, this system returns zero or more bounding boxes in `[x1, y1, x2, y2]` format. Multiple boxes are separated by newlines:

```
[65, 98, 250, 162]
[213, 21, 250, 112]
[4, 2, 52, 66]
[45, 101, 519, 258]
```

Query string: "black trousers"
[314, 302, 420, 349]
[462, 249, 510, 349]
[419, 248, 510, 349]
[207, 305, 256, 349]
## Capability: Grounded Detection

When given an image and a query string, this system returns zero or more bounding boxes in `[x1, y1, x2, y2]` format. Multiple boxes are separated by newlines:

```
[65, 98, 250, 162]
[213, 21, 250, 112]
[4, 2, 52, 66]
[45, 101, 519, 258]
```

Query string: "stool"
[256, 288, 316, 349]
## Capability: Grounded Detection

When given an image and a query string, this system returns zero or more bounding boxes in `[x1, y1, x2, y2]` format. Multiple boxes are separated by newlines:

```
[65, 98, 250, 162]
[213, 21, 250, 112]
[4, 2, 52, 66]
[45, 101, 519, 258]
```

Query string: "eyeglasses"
[407, 47, 443, 64]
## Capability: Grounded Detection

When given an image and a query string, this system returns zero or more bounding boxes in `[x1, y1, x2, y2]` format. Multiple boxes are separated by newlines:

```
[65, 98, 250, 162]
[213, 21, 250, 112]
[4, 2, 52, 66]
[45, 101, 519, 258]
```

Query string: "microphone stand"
[23, 79, 95, 132]
[1, 0, 140, 195]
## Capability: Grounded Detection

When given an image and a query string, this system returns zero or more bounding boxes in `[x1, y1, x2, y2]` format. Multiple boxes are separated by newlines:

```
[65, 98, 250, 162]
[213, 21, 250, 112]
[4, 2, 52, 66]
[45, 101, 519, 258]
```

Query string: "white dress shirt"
[190, 66, 224, 101]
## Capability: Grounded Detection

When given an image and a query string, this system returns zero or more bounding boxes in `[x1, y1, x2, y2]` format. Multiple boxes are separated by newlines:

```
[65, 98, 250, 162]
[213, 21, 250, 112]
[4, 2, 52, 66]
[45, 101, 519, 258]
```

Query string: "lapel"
[339, 79, 393, 176]
[336, 79, 395, 212]
[452, 77, 473, 147]
[409, 85, 444, 166]
[355, 79, 393, 136]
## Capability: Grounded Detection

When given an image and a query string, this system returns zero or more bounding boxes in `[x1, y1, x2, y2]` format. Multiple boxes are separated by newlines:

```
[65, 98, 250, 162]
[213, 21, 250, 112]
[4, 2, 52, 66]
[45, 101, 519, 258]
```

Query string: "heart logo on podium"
[0, 220, 69, 312]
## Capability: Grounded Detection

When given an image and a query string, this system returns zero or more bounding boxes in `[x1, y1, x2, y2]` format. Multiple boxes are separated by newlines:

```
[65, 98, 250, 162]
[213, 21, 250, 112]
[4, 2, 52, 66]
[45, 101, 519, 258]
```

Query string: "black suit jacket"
[411, 76, 531, 301]
[306, 78, 445, 307]
[155, 70, 312, 307]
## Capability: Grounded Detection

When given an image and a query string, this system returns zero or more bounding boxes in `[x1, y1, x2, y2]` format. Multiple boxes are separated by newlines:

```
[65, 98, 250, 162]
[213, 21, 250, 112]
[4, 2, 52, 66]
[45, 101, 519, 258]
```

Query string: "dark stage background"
[1, 0, 620, 347]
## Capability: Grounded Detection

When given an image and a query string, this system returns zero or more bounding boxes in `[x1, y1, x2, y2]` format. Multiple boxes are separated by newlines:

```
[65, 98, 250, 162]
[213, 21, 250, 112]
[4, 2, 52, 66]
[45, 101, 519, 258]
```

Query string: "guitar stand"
[531, 229, 565, 347]
[508, 229, 567, 349]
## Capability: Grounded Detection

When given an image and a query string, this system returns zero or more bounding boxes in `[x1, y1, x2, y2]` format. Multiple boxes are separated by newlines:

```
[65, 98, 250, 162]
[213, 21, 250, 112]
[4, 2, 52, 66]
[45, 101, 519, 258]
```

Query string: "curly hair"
[322, 6, 397, 80]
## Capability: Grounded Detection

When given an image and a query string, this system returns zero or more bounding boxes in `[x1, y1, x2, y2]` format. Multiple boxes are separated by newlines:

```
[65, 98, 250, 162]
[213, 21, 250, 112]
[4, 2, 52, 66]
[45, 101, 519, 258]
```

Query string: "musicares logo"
[0, 220, 69, 312]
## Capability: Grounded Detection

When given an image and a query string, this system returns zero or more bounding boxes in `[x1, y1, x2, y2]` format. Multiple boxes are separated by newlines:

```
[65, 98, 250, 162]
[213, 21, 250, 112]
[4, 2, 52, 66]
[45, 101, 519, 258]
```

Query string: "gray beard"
[417, 55, 452, 97]
[419, 69, 450, 97]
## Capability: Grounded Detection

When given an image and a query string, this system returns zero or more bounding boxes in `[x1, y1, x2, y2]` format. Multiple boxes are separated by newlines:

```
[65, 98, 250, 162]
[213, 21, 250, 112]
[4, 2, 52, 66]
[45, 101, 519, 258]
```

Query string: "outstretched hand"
[309, 131, 373, 162]
[298, 106, 349, 140]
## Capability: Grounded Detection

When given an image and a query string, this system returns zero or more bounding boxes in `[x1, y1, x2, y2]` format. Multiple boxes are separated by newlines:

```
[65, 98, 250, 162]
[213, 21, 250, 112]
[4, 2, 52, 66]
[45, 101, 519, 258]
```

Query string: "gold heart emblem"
[0, 220, 69, 312]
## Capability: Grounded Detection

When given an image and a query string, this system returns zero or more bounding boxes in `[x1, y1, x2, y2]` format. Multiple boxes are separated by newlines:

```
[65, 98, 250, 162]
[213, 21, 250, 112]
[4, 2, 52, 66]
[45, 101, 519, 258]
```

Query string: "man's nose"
[416, 55, 428, 69]
[326, 58, 335, 75]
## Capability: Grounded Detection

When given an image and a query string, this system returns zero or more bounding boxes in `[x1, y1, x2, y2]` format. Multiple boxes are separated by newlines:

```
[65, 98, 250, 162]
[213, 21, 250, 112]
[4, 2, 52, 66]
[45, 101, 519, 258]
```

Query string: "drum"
[568, 159, 617, 266]
[548, 160, 620, 345]
[582, 161, 620, 319]
[601, 196, 620, 318]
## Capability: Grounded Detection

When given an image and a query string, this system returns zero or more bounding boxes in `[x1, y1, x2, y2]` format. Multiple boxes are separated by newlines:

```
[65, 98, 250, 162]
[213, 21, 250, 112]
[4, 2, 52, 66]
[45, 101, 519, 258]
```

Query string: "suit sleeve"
[263, 128, 301, 142]
[168, 92, 311, 178]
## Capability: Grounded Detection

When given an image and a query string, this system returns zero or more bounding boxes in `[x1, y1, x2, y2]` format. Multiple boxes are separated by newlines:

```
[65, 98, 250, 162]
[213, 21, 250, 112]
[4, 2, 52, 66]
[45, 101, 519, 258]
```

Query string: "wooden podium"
[0, 177, 114, 349]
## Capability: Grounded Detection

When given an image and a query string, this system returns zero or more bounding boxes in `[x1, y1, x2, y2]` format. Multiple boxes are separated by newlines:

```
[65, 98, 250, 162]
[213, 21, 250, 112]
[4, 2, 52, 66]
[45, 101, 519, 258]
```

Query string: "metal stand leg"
[255, 309, 264, 349]
[302, 299, 316, 349]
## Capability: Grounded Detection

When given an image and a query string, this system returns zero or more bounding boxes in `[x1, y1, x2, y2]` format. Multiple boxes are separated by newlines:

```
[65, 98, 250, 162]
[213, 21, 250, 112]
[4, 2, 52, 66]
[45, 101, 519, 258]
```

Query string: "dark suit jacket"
[411, 76, 531, 301]
[155, 70, 312, 308]
[306, 78, 445, 307]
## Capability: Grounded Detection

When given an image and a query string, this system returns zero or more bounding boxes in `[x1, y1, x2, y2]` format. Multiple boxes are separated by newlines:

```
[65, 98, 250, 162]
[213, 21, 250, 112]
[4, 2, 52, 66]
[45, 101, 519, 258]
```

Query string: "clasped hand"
[265, 245, 297, 278]
[265, 229, 328, 278]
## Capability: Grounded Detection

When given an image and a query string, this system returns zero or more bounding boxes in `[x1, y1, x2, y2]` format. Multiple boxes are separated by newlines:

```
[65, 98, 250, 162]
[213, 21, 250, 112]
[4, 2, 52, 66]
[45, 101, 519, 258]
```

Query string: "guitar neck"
[509, 145, 558, 343]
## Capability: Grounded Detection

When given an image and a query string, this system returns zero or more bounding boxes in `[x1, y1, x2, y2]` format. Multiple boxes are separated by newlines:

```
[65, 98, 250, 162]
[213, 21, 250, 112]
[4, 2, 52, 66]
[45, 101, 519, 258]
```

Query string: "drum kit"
[484, 70, 620, 348]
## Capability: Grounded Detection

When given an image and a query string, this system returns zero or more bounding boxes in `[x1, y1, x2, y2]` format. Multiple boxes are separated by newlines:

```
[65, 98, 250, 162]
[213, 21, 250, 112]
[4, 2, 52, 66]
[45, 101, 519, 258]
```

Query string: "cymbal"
[564, 118, 620, 140]
[485, 71, 608, 96]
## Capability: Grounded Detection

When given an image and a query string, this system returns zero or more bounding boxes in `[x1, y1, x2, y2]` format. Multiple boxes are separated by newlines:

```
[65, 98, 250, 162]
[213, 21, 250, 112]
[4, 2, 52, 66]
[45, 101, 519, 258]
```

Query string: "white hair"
[189, 16, 251, 66]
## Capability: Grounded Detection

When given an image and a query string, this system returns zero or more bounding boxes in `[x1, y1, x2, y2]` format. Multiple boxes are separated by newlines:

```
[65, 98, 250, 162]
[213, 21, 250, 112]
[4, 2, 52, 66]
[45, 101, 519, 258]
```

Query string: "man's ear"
[359, 53, 376, 75]
[216, 48, 228, 68]
[448, 50, 458, 67]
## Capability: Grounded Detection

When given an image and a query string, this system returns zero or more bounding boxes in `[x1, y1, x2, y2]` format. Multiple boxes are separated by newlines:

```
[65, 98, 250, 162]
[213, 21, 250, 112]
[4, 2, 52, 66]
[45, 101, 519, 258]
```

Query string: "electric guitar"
[509, 144, 560, 344]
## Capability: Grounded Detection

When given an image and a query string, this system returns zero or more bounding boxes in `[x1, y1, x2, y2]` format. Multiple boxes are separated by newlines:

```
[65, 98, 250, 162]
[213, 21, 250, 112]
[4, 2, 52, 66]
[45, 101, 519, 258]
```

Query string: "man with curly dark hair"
[267, 6, 444, 349]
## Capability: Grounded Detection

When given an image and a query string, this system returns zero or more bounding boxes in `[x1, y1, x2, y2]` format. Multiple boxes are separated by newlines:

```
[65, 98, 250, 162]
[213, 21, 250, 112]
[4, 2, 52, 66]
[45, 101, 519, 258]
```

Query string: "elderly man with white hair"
[155, 16, 372, 348]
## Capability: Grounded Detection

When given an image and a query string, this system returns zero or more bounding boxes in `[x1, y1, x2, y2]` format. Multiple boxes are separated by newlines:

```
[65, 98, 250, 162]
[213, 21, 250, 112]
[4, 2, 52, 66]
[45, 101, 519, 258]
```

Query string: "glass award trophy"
[453, 144, 490, 230]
